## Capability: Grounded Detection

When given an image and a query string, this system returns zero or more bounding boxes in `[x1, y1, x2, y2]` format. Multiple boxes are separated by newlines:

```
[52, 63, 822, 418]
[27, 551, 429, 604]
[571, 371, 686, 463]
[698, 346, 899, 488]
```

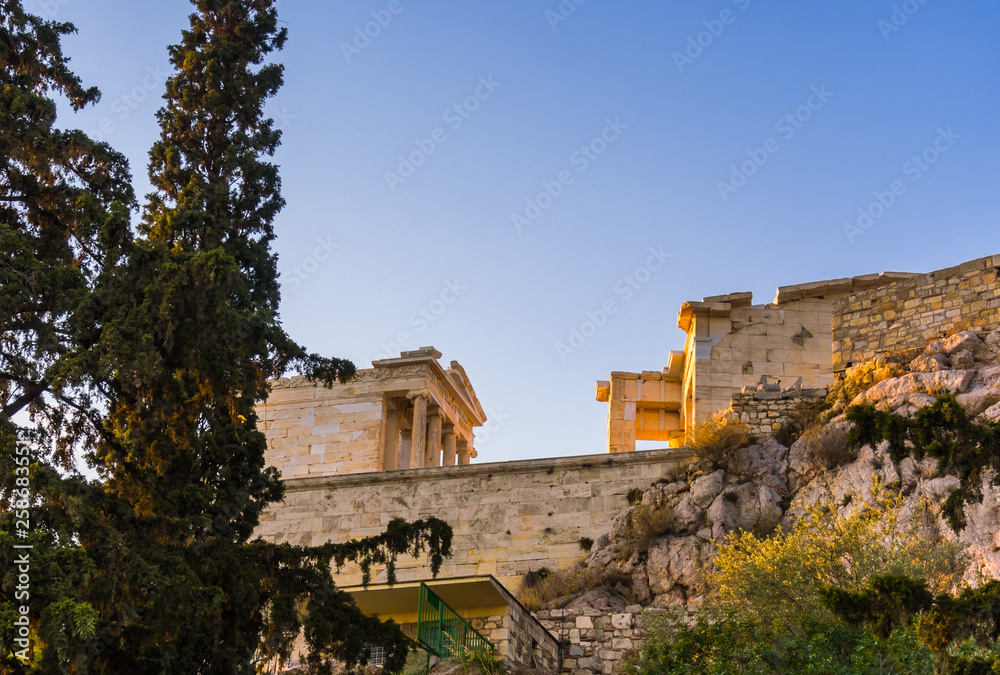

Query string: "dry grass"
[825, 357, 909, 418]
[685, 412, 752, 468]
[617, 503, 676, 559]
[519, 565, 631, 611]
[802, 424, 854, 470]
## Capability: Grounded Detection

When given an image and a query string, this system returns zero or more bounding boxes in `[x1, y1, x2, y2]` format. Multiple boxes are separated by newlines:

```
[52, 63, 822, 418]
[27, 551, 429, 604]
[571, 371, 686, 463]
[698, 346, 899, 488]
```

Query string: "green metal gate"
[416, 582, 493, 659]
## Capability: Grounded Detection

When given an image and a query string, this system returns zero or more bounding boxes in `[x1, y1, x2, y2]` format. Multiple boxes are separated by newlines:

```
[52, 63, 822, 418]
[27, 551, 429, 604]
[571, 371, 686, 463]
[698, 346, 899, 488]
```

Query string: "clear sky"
[49, 0, 999, 462]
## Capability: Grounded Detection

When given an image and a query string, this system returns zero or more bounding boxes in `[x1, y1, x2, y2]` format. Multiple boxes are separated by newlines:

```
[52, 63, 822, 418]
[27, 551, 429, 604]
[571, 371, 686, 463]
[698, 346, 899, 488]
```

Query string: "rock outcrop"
[540, 329, 1000, 610]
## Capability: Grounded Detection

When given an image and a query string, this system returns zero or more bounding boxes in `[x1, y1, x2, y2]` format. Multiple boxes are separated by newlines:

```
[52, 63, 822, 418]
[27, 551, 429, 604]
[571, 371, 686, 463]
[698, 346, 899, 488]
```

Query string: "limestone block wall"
[470, 604, 561, 672]
[258, 380, 384, 478]
[834, 254, 1000, 369]
[256, 449, 691, 593]
[689, 297, 835, 429]
[727, 386, 827, 437]
[533, 605, 693, 675]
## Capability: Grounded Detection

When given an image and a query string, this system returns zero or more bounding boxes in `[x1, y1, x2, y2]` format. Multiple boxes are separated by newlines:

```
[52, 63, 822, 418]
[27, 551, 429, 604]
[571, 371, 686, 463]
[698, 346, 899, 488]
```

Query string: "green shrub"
[579, 536, 594, 551]
[622, 610, 934, 675]
[625, 487, 643, 505]
[458, 647, 506, 675]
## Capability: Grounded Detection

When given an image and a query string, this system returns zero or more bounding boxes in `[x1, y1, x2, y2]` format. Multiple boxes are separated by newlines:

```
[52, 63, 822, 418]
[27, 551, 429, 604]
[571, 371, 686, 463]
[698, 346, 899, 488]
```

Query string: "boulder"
[851, 370, 976, 408]
[910, 353, 950, 372]
[565, 588, 628, 613]
[951, 350, 975, 370]
[986, 330, 1000, 351]
[924, 339, 946, 355]
[900, 457, 920, 494]
[942, 331, 987, 358]
[981, 401, 1000, 423]
[689, 470, 725, 509]
[727, 438, 789, 480]
[609, 506, 635, 541]
[646, 536, 703, 597]
[591, 533, 610, 553]
[707, 492, 740, 540]
[916, 475, 961, 503]
[672, 496, 704, 531]
[957, 386, 1000, 417]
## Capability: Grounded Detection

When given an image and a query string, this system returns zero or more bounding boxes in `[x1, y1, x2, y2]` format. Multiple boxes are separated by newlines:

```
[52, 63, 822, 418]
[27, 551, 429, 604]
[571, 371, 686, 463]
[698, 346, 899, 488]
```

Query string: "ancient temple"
[595, 272, 919, 452]
[257, 347, 486, 478]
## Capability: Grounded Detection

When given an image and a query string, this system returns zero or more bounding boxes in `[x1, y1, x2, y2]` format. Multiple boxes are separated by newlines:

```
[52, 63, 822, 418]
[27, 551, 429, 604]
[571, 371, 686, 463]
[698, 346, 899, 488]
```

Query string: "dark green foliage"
[0, 0, 452, 672]
[579, 537, 594, 551]
[522, 568, 551, 588]
[823, 577, 1000, 674]
[820, 574, 934, 639]
[846, 395, 1000, 531]
[626, 487, 643, 505]
[622, 609, 935, 675]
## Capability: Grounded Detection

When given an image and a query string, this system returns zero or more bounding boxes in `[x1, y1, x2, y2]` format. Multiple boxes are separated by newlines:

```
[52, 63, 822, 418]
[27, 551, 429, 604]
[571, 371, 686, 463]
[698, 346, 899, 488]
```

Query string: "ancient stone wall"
[727, 385, 827, 437]
[470, 603, 561, 672]
[533, 605, 694, 675]
[834, 254, 1000, 369]
[256, 449, 691, 593]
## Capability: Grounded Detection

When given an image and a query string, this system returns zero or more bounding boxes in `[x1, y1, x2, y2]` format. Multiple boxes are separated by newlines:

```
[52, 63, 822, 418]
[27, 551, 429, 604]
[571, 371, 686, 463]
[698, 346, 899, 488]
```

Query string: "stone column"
[381, 407, 400, 471]
[442, 430, 457, 466]
[408, 392, 428, 469]
[457, 439, 471, 466]
[398, 430, 412, 470]
[426, 409, 442, 467]
[608, 373, 638, 453]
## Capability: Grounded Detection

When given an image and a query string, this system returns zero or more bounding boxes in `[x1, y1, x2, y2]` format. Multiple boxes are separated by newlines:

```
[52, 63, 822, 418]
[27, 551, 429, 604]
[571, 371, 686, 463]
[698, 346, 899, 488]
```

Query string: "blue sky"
[49, 0, 999, 461]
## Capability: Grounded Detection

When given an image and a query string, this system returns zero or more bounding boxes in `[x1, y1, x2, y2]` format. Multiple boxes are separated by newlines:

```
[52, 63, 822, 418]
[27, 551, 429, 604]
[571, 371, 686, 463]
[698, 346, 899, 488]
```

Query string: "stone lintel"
[595, 381, 611, 402]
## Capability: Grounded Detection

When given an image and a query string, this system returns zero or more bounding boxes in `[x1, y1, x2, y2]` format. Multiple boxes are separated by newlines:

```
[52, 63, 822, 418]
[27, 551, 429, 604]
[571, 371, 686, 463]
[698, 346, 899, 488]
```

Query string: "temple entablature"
[258, 347, 486, 478]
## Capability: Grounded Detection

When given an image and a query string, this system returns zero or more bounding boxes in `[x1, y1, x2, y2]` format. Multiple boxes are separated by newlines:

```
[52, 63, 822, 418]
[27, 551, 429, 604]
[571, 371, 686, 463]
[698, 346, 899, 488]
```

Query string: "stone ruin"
[257, 346, 486, 478]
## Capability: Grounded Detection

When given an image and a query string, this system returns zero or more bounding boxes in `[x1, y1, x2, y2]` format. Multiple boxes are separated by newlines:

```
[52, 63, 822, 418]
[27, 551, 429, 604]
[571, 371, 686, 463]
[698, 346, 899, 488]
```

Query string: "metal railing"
[416, 582, 493, 659]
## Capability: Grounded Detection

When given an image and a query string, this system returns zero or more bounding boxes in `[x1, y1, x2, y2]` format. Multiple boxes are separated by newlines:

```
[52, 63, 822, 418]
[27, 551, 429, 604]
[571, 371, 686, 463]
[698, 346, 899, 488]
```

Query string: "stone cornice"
[281, 448, 694, 492]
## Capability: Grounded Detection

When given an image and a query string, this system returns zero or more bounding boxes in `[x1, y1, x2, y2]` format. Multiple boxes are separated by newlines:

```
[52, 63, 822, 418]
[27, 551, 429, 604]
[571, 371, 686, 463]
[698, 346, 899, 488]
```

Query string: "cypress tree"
[2, 1, 452, 672]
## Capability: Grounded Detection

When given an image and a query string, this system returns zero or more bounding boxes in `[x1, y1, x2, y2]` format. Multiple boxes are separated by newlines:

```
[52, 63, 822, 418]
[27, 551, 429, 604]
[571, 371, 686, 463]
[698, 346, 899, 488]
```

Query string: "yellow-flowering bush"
[710, 480, 968, 627]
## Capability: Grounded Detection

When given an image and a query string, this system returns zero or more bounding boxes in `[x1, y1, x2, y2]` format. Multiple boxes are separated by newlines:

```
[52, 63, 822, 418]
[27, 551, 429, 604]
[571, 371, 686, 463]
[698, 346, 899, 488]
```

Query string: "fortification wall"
[533, 605, 697, 675]
[256, 449, 691, 593]
[834, 254, 1000, 369]
[727, 386, 827, 437]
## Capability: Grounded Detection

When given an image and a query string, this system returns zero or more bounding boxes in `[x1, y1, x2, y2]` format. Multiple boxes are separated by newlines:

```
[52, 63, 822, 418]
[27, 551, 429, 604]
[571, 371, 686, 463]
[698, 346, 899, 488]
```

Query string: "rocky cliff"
[532, 329, 1000, 613]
